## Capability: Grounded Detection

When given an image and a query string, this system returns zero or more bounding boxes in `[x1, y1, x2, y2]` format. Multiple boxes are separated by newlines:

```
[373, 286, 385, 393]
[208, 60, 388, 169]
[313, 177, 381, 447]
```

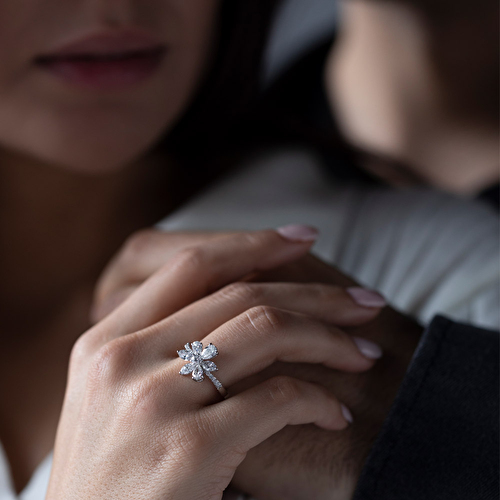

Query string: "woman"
[0, 1, 389, 499]
[1, 2, 497, 500]
[88, 1, 499, 498]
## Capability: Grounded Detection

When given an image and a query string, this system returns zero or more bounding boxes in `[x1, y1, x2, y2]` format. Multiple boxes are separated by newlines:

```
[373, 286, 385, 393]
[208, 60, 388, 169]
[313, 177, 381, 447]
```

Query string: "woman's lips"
[33, 30, 167, 91]
[34, 48, 167, 91]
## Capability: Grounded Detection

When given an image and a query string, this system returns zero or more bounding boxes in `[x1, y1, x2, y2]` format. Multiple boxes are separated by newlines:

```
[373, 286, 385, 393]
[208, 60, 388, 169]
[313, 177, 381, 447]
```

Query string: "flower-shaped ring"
[177, 341, 228, 398]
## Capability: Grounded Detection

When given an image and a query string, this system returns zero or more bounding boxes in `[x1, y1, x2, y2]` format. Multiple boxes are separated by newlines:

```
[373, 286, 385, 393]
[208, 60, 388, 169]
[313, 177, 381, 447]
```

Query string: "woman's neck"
[326, 0, 499, 194]
[0, 147, 173, 340]
[0, 147, 179, 493]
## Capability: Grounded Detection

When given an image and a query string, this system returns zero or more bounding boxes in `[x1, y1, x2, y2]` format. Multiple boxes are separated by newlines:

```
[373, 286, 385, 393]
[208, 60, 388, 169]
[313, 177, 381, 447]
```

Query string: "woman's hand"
[47, 229, 385, 500]
[90, 226, 422, 500]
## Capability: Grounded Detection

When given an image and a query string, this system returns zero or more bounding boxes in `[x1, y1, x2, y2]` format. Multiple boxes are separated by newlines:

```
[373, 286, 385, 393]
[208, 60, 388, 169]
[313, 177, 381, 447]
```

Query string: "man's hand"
[92, 229, 423, 500]
[236, 258, 422, 499]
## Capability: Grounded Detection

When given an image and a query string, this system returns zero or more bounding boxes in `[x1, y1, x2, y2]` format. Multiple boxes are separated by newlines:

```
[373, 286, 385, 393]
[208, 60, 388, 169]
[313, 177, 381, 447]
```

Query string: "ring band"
[177, 341, 228, 399]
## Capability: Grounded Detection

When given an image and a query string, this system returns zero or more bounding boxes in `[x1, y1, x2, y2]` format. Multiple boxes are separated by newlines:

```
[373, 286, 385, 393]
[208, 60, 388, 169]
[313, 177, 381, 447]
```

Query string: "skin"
[0, 0, 219, 173]
[0, 1, 391, 497]
[325, 0, 499, 194]
[0, 0, 220, 493]
[92, 230, 423, 499]
[0, 0, 491, 497]
[47, 230, 389, 499]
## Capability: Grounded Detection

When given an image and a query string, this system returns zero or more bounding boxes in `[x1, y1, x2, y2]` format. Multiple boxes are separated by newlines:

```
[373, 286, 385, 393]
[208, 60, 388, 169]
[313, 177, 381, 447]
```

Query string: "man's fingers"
[199, 377, 351, 459]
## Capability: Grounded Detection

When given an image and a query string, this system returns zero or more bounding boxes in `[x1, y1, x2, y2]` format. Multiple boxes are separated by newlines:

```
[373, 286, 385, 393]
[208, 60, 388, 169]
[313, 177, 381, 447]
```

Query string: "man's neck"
[325, 0, 499, 194]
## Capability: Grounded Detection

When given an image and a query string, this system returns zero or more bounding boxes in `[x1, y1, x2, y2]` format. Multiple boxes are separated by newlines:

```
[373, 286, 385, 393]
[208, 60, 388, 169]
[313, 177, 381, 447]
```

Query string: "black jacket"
[353, 316, 499, 500]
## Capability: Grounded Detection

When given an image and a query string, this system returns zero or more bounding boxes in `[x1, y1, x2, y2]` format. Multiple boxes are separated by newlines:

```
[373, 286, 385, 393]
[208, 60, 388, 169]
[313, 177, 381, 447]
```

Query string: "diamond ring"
[177, 341, 228, 398]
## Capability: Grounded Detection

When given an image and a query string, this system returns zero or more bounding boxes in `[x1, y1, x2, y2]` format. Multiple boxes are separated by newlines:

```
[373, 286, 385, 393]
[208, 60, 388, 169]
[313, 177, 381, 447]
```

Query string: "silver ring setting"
[177, 341, 228, 398]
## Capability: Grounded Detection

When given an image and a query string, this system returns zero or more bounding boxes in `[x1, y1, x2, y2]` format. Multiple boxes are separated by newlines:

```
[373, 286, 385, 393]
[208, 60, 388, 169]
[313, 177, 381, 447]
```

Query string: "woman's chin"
[9, 137, 159, 176]
[0, 109, 169, 175]
[34, 150, 137, 175]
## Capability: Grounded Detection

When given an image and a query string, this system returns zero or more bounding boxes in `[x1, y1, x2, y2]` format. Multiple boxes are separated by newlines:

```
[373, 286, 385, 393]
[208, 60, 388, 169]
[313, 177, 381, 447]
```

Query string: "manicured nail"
[347, 287, 386, 308]
[341, 404, 354, 424]
[276, 224, 319, 242]
[352, 337, 383, 359]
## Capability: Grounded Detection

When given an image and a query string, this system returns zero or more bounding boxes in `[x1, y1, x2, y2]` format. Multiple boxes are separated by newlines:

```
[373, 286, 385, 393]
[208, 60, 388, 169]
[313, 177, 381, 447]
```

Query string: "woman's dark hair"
[156, 0, 281, 196]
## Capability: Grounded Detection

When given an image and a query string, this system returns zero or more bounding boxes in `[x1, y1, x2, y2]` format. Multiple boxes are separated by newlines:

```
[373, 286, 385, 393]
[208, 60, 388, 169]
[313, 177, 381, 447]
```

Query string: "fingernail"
[352, 337, 383, 359]
[276, 224, 319, 242]
[347, 287, 386, 308]
[341, 404, 354, 424]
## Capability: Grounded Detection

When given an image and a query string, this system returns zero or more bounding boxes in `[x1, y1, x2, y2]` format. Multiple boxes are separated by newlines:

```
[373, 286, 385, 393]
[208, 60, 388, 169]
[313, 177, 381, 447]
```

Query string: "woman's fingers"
[172, 306, 381, 406]
[173, 282, 385, 333]
[138, 282, 384, 364]
[90, 228, 317, 346]
[93, 230, 234, 321]
[92, 229, 366, 325]
[199, 377, 351, 460]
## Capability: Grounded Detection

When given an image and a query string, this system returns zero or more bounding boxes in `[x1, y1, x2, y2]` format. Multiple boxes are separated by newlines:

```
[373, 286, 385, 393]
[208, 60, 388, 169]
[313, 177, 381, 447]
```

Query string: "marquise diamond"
[178, 341, 220, 383]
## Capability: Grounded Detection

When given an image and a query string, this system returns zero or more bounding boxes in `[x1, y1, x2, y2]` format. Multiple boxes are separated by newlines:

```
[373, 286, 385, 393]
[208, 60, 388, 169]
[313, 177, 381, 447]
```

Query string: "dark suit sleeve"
[353, 316, 499, 500]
